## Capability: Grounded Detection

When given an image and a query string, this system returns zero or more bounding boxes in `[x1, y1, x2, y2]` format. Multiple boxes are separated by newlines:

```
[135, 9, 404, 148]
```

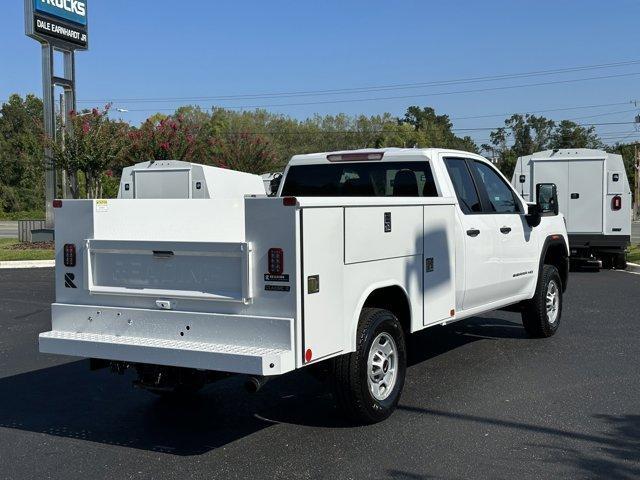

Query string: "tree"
[484, 114, 605, 179]
[0, 94, 44, 212]
[49, 105, 129, 198]
[210, 131, 277, 173]
[483, 114, 555, 178]
[126, 113, 208, 164]
[550, 120, 602, 149]
[400, 106, 479, 152]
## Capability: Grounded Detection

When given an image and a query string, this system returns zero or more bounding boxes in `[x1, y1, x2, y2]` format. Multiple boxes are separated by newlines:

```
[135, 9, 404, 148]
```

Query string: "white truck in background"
[511, 149, 631, 269]
[117, 160, 266, 198]
[40, 148, 569, 424]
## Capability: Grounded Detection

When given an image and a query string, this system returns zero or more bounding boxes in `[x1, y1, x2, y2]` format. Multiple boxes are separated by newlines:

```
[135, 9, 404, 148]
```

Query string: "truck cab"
[40, 148, 569, 423]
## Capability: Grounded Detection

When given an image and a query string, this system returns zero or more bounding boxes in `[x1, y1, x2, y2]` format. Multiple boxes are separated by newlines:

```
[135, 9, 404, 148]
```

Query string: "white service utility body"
[117, 160, 266, 198]
[511, 149, 631, 267]
[41, 148, 569, 422]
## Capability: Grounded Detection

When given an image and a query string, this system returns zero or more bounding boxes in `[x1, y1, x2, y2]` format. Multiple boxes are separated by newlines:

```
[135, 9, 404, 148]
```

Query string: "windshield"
[281, 161, 438, 197]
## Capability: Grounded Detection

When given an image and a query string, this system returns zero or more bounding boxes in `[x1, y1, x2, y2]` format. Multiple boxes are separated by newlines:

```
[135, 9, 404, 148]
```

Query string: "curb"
[627, 262, 640, 274]
[0, 260, 55, 269]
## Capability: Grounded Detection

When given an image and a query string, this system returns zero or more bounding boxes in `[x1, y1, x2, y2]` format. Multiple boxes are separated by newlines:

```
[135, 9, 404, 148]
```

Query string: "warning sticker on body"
[95, 199, 108, 212]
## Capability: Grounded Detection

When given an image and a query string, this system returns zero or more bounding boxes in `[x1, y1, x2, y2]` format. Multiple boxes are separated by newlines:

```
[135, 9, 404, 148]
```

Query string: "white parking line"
[0, 260, 55, 269]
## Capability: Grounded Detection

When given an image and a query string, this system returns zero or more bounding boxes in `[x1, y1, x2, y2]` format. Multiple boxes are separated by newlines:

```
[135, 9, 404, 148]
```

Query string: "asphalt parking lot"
[0, 268, 638, 480]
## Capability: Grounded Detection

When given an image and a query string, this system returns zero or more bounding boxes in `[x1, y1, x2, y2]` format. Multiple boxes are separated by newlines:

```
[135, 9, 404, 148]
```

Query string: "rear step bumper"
[40, 303, 295, 376]
[40, 331, 291, 375]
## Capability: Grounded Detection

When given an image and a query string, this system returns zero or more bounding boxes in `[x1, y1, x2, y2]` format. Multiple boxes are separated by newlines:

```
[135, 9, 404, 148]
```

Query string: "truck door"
[567, 160, 604, 233]
[301, 207, 345, 364]
[469, 160, 538, 299]
[443, 157, 502, 310]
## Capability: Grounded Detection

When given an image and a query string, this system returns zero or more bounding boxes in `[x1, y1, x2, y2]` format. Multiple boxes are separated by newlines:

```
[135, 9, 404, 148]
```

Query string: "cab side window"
[471, 161, 522, 214]
[444, 158, 482, 214]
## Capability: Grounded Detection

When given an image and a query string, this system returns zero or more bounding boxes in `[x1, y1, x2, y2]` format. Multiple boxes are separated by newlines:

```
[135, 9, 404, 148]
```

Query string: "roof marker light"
[53, 199, 63, 208]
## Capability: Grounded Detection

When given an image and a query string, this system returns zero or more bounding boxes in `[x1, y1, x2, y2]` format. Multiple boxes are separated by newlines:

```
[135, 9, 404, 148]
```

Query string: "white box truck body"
[511, 149, 631, 268]
[41, 148, 569, 423]
[118, 160, 266, 199]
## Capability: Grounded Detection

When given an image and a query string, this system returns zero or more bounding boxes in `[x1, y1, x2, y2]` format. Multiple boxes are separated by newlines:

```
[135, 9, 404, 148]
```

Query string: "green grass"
[628, 244, 640, 264]
[0, 238, 54, 262]
[0, 211, 45, 221]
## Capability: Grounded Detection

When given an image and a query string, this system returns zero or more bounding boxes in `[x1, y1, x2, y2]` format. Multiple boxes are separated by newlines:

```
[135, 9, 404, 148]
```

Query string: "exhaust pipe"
[245, 375, 270, 393]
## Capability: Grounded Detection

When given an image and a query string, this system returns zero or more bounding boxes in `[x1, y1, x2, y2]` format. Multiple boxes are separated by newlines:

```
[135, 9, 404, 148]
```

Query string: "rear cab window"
[281, 161, 438, 197]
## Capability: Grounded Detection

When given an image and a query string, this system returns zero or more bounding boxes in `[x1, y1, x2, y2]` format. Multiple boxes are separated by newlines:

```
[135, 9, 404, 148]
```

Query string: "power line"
[78, 59, 640, 104]
[98, 71, 640, 111]
[569, 108, 639, 121]
[451, 121, 637, 132]
[111, 100, 636, 118]
[451, 101, 633, 120]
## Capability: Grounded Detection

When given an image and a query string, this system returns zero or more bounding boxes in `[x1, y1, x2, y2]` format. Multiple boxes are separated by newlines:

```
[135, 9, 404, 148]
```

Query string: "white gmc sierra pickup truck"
[40, 148, 569, 423]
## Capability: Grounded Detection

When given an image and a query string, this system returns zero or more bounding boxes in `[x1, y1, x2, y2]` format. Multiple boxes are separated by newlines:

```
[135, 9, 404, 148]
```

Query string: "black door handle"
[570, 193, 579, 199]
[500, 227, 512, 234]
[466, 229, 480, 237]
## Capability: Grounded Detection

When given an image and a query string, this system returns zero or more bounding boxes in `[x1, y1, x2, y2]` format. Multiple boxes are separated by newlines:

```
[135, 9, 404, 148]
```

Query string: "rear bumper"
[40, 303, 295, 376]
[569, 234, 630, 250]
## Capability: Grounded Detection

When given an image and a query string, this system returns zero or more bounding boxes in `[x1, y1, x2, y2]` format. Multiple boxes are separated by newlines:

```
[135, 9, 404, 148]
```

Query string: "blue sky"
[2, 0, 639, 145]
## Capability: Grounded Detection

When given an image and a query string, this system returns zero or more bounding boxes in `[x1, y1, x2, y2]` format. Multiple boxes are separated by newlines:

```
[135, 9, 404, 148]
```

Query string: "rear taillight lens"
[268, 248, 284, 275]
[64, 244, 76, 267]
[612, 195, 622, 211]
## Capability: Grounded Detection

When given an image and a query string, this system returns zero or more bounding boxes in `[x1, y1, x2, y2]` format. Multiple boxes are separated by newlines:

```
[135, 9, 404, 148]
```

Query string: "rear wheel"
[332, 308, 406, 424]
[614, 253, 627, 270]
[600, 254, 614, 270]
[521, 264, 562, 338]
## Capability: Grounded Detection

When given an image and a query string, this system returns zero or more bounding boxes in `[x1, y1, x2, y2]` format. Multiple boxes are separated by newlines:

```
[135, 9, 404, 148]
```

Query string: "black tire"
[331, 308, 407, 424]
[614, 253, 627, 270]
[521, 264, 562, 338]
[600, 254, 613, 270]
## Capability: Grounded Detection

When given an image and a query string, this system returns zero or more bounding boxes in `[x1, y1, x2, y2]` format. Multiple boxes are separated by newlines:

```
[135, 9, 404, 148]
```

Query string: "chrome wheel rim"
[546, 280, 560, 324]
[367, 332, 398, 401]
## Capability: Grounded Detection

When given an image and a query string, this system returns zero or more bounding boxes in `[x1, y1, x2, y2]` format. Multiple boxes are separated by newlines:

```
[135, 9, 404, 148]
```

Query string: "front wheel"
[332, 308, 407, 424]
[521, 264, 562, 338]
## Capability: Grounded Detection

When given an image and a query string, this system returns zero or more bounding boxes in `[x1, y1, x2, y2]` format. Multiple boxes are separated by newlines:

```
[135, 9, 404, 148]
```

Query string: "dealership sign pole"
[25, 0, 88, 233]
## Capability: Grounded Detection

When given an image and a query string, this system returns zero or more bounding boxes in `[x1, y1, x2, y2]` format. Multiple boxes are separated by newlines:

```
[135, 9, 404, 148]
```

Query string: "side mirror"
[525, 202, 541, 228]
[536, 183, 559, 215]
[527, 183, 558, 227]
[269, 173, 282, 197]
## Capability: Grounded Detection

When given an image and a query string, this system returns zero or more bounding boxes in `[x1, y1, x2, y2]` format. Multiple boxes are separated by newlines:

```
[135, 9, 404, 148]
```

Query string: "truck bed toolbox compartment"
[86, 239, 253, 303]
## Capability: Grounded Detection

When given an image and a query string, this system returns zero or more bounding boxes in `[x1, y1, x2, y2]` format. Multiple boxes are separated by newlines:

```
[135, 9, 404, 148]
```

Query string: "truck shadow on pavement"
[0, 317, 552, 457]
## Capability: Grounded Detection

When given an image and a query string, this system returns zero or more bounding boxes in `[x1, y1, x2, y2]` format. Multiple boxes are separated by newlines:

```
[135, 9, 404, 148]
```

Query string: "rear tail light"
[63, 244, 76, 267]
[612, 195, 622, 211]
[268, 248, 284, 275]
